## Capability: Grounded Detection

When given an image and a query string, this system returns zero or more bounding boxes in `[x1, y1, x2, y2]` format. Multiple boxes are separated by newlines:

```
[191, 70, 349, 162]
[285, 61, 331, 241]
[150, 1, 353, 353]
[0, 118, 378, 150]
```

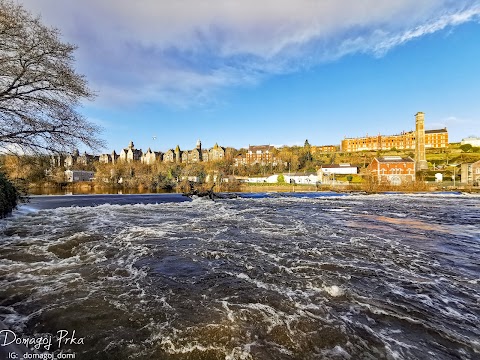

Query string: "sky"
[18, 0, 480, 153]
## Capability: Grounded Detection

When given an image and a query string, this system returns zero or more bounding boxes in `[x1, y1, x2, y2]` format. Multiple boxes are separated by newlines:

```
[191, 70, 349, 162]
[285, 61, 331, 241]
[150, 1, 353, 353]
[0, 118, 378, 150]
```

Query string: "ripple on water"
[0, 194, 479, 359]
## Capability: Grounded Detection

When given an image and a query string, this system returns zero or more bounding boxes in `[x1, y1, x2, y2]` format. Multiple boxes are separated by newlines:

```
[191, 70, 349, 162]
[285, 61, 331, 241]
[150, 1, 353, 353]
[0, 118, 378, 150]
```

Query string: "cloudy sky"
[19, 0, 480, 152]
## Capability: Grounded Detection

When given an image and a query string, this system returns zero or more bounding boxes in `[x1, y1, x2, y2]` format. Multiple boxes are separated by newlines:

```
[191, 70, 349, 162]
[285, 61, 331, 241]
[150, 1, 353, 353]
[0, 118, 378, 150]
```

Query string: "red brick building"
[367, 156, 416, 185]
[246, 145, 275, 165]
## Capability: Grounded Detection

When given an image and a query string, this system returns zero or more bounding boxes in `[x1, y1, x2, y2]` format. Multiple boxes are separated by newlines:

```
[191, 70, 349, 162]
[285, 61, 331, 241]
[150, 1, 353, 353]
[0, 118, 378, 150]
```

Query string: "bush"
[460, 144, 473, 153]
[0, 172, 20, 217]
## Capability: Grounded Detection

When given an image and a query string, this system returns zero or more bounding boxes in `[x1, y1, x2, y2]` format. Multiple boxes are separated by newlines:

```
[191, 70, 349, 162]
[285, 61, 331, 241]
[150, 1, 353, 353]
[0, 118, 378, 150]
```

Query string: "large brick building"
[245, 145, 275, 165]
[367, 156, 416, 185]
[341, 113, 448, 153]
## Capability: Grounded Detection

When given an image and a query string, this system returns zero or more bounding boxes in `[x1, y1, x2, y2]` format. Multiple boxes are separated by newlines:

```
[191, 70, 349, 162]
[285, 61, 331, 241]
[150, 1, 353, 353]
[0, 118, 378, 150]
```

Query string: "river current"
[0, 193, 479, 359]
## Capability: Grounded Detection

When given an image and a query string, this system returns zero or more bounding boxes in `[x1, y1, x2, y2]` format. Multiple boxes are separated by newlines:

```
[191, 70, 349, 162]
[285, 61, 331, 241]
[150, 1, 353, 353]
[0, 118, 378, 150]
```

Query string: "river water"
[0, 193, 479, 359]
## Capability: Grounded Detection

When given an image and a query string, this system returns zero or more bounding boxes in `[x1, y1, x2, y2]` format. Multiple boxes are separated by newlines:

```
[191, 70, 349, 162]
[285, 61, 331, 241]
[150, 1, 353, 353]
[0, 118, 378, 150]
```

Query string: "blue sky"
[19, 1, 480, 153]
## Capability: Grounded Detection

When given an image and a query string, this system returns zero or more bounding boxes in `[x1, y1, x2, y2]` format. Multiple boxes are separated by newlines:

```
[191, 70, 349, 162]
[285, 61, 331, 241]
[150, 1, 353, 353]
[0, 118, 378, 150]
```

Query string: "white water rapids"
[0, 193, 479, 359]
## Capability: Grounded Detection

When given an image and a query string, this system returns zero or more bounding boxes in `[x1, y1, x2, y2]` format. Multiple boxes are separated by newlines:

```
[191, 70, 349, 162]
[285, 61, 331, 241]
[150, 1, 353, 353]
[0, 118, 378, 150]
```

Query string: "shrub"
[0, 172, 20, 217]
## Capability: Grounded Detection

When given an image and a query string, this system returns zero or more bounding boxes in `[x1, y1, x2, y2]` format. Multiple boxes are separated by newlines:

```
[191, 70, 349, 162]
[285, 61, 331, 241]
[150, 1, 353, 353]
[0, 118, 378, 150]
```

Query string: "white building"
[284, 173, 319, 184]
[461, 137, 480, 147]
[319, 164, 358, 175]
[65, 170, 95, 182]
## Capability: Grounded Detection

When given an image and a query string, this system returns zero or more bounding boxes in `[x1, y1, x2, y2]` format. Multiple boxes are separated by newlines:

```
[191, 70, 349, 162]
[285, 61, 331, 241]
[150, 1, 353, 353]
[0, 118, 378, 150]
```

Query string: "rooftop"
[377, 156, 414, 163]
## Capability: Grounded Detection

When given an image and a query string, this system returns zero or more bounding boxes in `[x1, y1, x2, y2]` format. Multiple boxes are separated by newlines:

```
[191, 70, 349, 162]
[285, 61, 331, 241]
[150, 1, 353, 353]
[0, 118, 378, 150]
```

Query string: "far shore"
[26, 181, 480, 196]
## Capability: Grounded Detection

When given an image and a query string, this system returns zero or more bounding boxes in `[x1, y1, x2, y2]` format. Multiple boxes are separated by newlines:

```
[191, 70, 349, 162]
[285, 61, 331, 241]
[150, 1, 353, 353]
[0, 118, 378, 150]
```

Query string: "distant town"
[3, 112, 480, 189]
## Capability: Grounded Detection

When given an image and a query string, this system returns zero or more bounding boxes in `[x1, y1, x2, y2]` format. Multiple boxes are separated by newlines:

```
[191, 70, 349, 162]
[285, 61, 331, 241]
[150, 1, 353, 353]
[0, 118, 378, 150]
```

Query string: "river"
[0, 192, 479, 359]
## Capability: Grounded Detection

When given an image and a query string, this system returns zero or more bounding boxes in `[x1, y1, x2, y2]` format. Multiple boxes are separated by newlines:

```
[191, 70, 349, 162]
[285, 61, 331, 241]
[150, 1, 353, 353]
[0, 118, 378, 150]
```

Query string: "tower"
[415, 112, 428, 171]
[196, 139, 202, 161]
[175, 145, 181, 163]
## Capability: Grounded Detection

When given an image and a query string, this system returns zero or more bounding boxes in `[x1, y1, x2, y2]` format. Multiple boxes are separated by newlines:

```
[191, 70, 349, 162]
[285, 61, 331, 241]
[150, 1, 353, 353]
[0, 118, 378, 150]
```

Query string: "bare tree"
[0, 0, 104, 154]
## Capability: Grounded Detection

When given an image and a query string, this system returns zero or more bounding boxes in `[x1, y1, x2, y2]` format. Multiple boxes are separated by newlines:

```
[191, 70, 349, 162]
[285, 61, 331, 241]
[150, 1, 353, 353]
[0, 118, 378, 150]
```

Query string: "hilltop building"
[64, 149, 97, 168]
[461, 137, 480, 147]
[341, 113, 448, 153]
[119, 141, 142, 162]
[95, 140, 226, 165]
[99, 151, 119, 164]
[311, 145, 337, 153]
[141, 148, 163, 165]
[50, 153, 65, 168]
[246, 145, 276, 165]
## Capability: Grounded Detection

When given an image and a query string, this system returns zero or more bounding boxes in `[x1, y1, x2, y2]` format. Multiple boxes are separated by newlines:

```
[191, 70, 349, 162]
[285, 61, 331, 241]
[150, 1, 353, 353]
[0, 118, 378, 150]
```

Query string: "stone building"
[177, 140, 225, 164]
[50, 154, 65, 168]
[341, 113, 448, 152]
[119, 141, 142, 162]
[209, 143, 226, 161]
[163, 149, 176, 163]
[163, 145, 182, 163]
[141, 148, 162, 165]
[367, 156, 416, 185]
[63, 149, 96, 168]
[64, 149, 80, 168]
[99, 151, 119, 164]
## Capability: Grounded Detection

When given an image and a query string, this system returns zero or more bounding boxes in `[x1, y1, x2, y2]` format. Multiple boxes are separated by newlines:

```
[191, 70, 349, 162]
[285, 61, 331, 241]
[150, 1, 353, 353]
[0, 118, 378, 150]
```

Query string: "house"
[245, 174, 279, 183]
[50, 154, 65, 168]
[141, 148, 162, 165]
[461, 160, 480, 185]
[99, 151, 119, 164]
[99, 153, 111, 163]
[63, 149, 96, 168]
[119, 141, 142, 162]
[64, 170, 95, 182]
[64, 149, 80, 167]
[319, 164, 358, 175]
[209, 143, 225, 161]
[318, 164, 358, 184]
[234, 155, 247, 167]
[179, 140, 203, 163]
[163, 149, 176, 163]
[367, 156, 415, 185]
[246, 145, 275, 165]
[284, 173, 319, 184]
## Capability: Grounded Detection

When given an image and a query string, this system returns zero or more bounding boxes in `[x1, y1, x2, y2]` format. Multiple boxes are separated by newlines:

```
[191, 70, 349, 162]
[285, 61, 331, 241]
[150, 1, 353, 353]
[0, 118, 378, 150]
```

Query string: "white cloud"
[18, 0, 480, 106]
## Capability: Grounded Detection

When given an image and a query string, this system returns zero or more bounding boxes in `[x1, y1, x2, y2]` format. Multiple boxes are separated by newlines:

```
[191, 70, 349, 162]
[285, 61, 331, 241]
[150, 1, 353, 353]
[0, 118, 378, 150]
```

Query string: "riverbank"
[25, 181, 480, 196]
